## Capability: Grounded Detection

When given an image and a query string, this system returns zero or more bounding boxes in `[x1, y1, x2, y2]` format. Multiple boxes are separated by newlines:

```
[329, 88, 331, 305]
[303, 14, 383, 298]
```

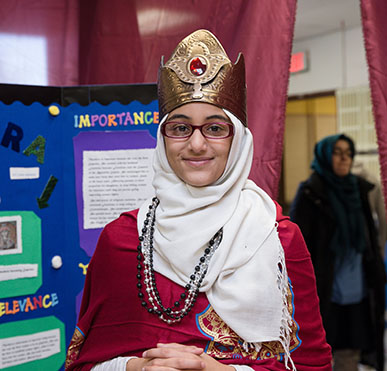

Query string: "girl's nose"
[188, 128, 207, 152]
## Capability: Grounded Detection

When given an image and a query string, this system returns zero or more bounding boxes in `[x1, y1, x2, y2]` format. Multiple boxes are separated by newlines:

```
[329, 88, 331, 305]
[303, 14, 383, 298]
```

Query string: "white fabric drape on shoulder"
[138, 110, 294, 368]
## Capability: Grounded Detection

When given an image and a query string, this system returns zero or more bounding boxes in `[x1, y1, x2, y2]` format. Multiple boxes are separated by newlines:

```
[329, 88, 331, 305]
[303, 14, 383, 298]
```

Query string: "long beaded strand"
[136, 197, 223, 324]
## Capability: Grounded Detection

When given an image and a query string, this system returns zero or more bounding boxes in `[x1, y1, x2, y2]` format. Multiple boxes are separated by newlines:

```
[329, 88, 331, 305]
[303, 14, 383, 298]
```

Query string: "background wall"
[283, 96, 337, 206]
[289, 25, 368, 96]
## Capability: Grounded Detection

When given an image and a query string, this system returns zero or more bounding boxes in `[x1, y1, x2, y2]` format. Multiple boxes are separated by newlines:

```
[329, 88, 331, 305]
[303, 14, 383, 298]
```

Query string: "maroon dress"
[66, 203, 332, 370]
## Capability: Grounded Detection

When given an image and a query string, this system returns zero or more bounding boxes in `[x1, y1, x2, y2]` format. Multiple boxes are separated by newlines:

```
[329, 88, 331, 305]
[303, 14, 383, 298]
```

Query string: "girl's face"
[163, 103, 233, 187]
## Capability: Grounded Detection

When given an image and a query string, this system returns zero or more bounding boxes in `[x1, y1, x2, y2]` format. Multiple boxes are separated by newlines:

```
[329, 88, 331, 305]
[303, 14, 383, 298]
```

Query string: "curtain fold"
[0, 0, 79, 85]
[361, 0, 387, 214]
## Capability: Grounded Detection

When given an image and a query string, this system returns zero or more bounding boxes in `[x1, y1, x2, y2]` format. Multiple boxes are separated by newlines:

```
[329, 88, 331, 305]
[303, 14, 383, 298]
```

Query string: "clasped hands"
[126, 342, 234, 371]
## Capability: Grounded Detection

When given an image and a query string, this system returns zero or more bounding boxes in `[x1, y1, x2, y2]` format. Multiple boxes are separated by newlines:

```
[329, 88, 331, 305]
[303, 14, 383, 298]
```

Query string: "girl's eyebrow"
[167, 114, 231, 123]
[167, 113, 190, 121]
[206, 114, 231, 123]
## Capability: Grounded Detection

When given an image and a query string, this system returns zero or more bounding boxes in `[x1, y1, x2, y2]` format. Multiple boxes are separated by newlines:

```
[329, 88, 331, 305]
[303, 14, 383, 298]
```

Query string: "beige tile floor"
[356, 325, 387, 371]
[358, 364, 377, 371]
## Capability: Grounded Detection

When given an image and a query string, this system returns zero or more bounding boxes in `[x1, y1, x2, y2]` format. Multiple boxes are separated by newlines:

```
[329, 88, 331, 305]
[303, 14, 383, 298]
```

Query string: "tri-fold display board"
[0, 83, 158, 370]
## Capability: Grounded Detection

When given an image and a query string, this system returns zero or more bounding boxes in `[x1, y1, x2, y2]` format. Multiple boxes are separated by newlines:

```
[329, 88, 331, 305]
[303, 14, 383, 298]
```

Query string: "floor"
[355, 320, 387, 371]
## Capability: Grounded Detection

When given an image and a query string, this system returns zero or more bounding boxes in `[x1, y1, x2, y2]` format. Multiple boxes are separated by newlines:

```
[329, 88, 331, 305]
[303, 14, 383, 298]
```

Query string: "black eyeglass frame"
[332, 148, 353, 158]
[160, 121, 234, 139]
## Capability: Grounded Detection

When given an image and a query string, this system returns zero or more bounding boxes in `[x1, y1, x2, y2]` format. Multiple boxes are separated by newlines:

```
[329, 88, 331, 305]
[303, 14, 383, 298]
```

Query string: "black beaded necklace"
[136, 197, 223, 324]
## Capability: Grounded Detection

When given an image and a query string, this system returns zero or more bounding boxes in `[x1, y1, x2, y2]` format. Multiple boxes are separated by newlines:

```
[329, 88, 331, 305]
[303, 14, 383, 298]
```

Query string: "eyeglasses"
[161, 122, 234, 139]
[332, 149, 353, 158]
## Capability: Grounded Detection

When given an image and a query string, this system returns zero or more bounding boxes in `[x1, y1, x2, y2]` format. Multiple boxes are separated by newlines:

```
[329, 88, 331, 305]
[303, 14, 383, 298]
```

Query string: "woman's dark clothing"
[290, 171, 385, 371]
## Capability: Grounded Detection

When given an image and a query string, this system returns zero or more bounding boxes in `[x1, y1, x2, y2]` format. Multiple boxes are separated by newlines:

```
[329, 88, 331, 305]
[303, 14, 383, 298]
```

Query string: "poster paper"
[0, 264, 38, 282]
[82, 148, 154, 229]
[9, 167, 40, 180]
[0, 328, 60, 368]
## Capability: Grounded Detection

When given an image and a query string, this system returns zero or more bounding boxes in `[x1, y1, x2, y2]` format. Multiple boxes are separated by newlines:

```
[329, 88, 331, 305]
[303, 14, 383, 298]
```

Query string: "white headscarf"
[138, 109, 294, 367]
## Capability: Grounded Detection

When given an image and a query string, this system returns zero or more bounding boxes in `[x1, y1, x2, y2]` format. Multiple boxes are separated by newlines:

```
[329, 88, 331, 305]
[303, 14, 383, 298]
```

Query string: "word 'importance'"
[74, 111, 159, 129]
[0, 293, 59, 317]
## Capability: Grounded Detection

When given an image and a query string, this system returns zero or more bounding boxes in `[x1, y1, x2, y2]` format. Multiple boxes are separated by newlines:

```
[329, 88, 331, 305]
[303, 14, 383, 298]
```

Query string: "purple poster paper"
[73, 131, 156, 257]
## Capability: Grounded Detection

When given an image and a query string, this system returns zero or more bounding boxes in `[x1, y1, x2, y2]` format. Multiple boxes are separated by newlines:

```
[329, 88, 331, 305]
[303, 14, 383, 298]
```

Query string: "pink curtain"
[361, 0, 387, 211]
[0, 0, 79, 85]
[78, 0, 297, 198]
[0, 0, 297, 198]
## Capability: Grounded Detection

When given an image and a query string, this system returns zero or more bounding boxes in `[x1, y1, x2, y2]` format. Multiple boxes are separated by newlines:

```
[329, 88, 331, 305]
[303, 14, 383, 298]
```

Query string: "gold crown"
[158, 29, 247, 126]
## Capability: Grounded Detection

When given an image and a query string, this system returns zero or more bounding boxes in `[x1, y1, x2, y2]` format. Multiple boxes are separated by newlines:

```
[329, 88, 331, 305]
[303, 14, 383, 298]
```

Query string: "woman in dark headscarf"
[290, 134, 385, 371]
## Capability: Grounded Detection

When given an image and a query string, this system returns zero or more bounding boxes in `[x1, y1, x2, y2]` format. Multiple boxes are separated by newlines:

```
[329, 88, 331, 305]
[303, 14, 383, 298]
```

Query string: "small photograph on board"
[0, 215, 22, 255]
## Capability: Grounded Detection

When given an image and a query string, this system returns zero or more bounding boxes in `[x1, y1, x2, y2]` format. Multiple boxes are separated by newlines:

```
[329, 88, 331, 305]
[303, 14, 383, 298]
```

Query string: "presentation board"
[0, 83, 158, 370]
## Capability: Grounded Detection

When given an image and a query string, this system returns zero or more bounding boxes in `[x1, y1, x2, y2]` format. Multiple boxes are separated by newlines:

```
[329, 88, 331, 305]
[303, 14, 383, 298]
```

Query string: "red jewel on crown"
[189, 57, 207, 76]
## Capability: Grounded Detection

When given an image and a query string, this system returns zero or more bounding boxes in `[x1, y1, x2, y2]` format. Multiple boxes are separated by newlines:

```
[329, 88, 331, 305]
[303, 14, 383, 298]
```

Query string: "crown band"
[157, 29, 247, 126]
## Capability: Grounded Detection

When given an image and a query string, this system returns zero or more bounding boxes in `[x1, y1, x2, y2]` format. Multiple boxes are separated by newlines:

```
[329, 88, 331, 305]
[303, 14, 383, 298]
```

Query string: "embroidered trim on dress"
[275, 224, 296, 371]
[65, 327, 85, 370]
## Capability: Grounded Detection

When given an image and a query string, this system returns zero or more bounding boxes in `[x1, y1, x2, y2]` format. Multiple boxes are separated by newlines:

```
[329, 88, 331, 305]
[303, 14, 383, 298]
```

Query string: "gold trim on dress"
[65, 328, 85, 370]
[197, 285, 300, 360]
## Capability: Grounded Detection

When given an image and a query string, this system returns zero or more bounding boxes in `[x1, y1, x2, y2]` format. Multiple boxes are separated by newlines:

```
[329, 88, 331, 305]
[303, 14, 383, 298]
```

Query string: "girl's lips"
[183, 158, 213, 167]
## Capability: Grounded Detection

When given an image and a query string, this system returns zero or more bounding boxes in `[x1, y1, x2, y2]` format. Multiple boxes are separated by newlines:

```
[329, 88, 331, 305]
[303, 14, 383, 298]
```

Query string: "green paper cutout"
[37, 176, 58, 209]
[23, 135, 46, 164]
[0, 211, 42, 299]
[0, 316, 65, 370]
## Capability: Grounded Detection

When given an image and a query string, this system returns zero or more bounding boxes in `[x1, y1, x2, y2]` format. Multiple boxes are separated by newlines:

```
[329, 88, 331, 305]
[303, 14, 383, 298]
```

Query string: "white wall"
[288, 26, 369, 96]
